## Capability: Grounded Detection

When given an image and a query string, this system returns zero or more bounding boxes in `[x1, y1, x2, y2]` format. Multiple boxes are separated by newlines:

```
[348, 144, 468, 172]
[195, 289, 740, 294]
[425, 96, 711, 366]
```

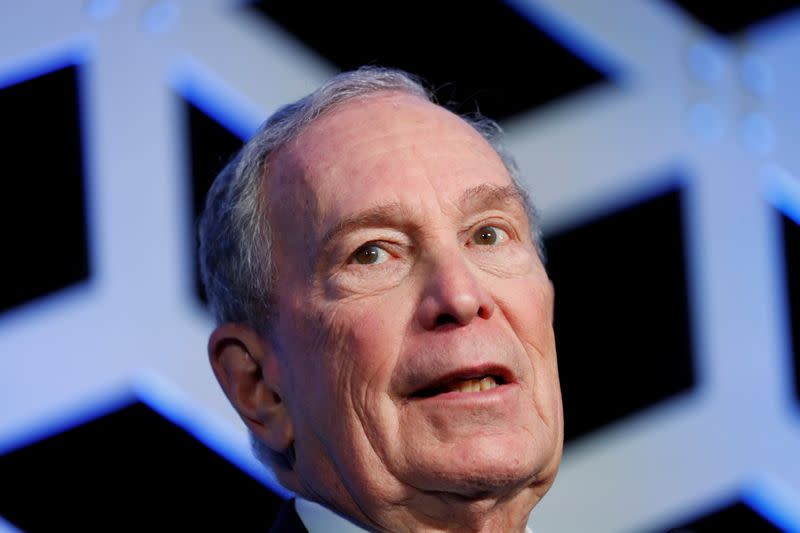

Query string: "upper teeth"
[450, 376, 498, 393]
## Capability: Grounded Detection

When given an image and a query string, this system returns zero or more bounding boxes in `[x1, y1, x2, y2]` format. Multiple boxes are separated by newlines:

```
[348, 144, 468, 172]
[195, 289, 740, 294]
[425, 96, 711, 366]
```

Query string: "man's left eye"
[471, 225, 509, 246]
[351, 244, 390, 265]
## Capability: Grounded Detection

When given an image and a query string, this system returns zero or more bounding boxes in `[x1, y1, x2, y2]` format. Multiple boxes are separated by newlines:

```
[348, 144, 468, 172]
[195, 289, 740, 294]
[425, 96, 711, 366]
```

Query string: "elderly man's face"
[267, 93, 562, 525]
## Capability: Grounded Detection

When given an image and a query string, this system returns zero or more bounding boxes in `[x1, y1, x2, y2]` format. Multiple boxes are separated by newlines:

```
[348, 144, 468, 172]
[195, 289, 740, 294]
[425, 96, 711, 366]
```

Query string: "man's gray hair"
[197, 66, 544, 470]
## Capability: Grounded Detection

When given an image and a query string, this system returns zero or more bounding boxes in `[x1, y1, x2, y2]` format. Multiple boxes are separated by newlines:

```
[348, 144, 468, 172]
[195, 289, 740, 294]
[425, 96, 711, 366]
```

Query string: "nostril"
[434, 313, 458, 327]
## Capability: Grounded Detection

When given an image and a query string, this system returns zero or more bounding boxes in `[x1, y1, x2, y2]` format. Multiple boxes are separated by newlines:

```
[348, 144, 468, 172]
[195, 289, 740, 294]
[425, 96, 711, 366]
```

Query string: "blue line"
[170, 58, 260, 142]
[763, 164, 800, 225]
[0, 388, 137, 456]
[743, 486, 800, 533]
[0, 39, 90, 91]
[132, 372, 293, 498]
[503, 0, 624, 83]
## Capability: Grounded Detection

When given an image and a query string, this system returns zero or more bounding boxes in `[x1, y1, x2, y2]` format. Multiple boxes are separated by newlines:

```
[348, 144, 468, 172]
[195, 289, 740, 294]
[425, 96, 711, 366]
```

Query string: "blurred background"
[0, 0, 799, 531]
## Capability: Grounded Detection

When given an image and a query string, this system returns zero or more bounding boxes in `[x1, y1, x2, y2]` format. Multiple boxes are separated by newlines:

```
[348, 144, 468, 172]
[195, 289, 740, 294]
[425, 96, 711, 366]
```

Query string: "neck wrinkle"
[365, 483, 542, 533]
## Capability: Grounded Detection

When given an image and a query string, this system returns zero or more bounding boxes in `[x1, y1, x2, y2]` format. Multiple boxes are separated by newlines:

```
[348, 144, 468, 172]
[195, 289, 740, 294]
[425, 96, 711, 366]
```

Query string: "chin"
[411, 432, 548, 496]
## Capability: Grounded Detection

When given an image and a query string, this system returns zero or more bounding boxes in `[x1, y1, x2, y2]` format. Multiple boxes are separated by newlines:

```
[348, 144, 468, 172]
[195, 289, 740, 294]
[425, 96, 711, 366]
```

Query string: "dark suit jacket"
[269, 499, 309, 533]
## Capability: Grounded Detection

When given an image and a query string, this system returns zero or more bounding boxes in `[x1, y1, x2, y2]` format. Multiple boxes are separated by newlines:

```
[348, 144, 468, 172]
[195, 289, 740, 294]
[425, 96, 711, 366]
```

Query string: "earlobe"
[208, 324, 294, 456]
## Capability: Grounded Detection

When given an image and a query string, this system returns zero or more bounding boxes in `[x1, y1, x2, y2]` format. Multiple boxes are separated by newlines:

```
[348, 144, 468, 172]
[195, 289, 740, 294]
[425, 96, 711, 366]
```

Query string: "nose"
[416, 251, 495, 330]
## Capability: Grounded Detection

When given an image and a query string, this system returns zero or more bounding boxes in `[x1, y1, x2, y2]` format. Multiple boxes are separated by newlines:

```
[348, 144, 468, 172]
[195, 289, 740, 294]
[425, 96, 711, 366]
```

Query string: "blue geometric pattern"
[0, 2, 799, 531]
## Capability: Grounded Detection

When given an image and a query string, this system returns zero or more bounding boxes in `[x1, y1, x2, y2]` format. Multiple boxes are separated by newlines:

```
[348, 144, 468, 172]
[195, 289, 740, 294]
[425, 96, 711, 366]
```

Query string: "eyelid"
[331, 227, 407, 261]
[347, 235, 413, 264]
[464, 219, 518, 244]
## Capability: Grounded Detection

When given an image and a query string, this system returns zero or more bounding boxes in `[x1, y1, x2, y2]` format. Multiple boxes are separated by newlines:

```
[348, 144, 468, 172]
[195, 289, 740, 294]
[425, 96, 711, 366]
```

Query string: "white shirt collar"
[294, 497, 535, 533]
[295, 497, 368, 532]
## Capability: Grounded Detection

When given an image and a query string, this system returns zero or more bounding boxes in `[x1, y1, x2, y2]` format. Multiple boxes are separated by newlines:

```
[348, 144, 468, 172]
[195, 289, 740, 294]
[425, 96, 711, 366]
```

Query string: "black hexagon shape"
[247, 0, 609, 121]
[0, 65, 90, 314]
[544, 186, 695, 443]
[779, 213, 800, 405]
[183, 98, 246, 305]
[669, 0, 800, 35]
[0, 399, 282, 530]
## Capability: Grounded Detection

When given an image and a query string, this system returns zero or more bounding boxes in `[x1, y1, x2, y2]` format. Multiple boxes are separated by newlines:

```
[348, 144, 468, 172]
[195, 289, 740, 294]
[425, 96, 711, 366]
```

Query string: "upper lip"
[407, 364, 515, 398]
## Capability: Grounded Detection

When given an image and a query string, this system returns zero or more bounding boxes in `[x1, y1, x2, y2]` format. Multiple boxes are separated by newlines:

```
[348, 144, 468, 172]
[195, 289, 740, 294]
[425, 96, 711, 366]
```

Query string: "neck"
[284, 453, 555, 532]
[302, 479, 545, 533]
[386, 485, 540, 533]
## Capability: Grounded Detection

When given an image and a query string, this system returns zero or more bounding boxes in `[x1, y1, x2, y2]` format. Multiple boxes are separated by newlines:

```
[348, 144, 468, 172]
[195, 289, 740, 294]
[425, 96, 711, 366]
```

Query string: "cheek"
[286, 297, 412, 488]
[498, 275, 555, 355]
[287, 296, 404, 417]
[337, 299, 407, 394]
[278, 299, 347, 424]
[496, 275, 561, 419]
[319, 295, 413, 451]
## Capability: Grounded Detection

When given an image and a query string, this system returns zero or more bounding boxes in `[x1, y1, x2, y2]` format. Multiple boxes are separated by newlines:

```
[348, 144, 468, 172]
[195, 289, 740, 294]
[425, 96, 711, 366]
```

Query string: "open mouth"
[411, 374, 508, 398]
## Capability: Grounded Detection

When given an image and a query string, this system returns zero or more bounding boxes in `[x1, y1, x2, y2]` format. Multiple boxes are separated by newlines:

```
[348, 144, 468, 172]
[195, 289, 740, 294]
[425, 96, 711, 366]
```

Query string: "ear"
[208, 323, 293, 457]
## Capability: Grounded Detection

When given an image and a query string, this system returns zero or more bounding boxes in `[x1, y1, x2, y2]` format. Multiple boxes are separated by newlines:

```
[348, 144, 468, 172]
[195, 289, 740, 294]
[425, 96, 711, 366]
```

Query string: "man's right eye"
[350, 244, 389, 265]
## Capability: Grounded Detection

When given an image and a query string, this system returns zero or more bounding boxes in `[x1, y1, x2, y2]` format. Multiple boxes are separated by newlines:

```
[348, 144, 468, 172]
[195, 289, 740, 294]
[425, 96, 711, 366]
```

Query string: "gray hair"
[197, 66, 544, 471]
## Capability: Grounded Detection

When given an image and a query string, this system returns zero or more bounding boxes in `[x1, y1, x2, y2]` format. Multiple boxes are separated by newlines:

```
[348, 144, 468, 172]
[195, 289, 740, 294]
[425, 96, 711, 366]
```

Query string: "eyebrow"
[318, 183, 531, 256]
[319, 202, 414, 251]
[458, 183, 530, 216]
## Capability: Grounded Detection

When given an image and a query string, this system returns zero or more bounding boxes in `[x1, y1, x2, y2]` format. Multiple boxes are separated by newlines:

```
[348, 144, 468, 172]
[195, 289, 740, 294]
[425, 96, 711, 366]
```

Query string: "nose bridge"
[416, 240, 495, 330]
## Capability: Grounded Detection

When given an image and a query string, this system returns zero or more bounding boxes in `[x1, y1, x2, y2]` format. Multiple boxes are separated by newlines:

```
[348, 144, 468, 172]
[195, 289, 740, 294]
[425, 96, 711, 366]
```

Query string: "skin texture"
[209, 92, 563, 532]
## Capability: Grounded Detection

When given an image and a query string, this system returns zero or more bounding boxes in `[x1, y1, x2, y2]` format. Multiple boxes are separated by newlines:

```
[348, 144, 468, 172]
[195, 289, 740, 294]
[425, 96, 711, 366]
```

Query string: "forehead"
[268, 92, 513, 230]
